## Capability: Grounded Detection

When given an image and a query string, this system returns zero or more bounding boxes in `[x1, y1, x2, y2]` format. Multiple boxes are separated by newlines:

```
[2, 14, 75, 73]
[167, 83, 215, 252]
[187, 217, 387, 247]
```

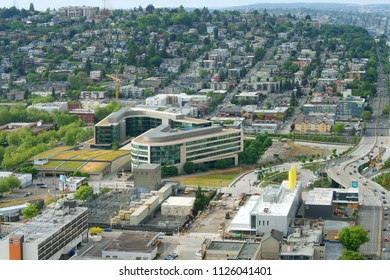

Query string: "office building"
[131, 124, 243, 173]
[0, 202, 88, 260]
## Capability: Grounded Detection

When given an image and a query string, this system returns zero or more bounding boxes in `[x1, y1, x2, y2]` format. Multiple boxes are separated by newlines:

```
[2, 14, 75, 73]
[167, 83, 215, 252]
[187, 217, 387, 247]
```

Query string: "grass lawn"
[35, 161, 63, 169]
[93, 151, 131, 161]
[80, 162, 109, 173]
[302, 163, 326, 172]
[57, 161, 84, 170]
[168, 167, 250, 187]
[71, 150, 109, 160]
[30, 146, 73, 160]
[51, 150, 87, 160]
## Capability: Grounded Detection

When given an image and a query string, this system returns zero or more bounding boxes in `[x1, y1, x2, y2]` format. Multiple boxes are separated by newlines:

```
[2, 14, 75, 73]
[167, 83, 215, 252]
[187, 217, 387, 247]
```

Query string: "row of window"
[187, 137, 241, 152]
[187, 147, 240, 161]
[187, 142, 241, 157]
[186, 132, 241, 146]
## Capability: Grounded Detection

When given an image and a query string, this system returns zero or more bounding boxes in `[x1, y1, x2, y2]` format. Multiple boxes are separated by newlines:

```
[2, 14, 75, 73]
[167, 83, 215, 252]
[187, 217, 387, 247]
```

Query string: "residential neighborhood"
[0, 2, 390, 264]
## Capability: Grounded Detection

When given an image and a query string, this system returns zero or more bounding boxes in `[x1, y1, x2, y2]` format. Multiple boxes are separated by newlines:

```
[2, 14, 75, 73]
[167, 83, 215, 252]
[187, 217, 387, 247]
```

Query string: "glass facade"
[170, 120, 211, 130]
[95, 125, 120, 145]
[150, 145, 181, 165]
[126, 117, 162, 137]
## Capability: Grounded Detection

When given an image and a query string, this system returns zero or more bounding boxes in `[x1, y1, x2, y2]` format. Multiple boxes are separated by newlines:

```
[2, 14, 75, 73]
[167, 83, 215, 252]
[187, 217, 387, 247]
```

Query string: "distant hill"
[217, 3, 390, 12]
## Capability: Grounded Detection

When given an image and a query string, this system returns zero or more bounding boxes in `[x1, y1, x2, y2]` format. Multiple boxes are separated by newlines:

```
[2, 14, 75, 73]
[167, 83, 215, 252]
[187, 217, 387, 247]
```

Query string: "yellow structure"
[294, 114, 332, 135]
[288, 165, 297, 189]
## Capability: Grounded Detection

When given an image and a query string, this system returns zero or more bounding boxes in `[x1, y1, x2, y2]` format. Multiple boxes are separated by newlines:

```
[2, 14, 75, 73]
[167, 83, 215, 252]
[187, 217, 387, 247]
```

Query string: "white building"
[230, 167, 302, 236]
[27, 102, 68, 113]
[0, 202, 88, 260]
[89, 70, 102, 79]
[161, 196, 195, 217]
[145, 93, 209, 108]
[59, 6, 97, 19]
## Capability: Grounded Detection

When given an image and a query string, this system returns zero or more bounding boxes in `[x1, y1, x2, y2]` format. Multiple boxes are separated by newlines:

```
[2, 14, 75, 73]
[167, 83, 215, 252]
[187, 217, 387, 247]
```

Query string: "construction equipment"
[376, 147, 382, 163]
[106, 74, 120, 104]
[369, 156, 376, 168]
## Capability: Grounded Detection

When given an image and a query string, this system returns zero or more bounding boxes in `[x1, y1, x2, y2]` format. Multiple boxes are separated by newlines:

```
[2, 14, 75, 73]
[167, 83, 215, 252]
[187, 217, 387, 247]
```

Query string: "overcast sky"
[1, 0, 389, 11]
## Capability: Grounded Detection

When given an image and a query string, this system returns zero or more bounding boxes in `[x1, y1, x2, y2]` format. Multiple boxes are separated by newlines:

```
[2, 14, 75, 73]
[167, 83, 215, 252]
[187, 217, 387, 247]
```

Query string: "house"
[260, 229, 283, 260]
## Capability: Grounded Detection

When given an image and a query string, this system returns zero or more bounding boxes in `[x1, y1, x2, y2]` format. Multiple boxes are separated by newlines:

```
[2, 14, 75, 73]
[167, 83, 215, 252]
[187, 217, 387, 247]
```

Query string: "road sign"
[352, 181, 358, 188]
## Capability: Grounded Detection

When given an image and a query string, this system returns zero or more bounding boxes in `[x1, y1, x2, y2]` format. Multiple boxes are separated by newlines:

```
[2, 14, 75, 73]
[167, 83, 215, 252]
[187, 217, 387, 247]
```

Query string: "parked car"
[164, 256, 174, 260]
[169, 252, 178, 259]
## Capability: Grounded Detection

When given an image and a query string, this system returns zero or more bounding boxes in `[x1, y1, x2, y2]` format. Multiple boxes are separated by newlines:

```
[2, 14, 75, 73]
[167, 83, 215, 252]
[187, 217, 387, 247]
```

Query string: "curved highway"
[326, 47, 389, 259]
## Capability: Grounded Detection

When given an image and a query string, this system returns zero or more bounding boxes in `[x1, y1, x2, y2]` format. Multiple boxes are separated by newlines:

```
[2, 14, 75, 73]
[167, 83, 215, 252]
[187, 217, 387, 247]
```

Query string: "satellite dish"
[37, 121, 42, 127]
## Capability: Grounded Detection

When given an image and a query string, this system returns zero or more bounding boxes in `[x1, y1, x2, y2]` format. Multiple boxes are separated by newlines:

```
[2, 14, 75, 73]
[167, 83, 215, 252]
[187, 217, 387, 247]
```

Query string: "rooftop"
[305, 188, 333, 206]
[103, 231, 158, 253]
[5, 205, 88, 244]
[162, 196, 195, 207]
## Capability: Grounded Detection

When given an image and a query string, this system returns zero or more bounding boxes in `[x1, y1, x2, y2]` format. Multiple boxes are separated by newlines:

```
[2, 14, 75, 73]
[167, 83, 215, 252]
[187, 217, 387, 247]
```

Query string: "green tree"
[339, 250, 365, 260]
[194, 186, 209, 212]
[73, 185, 93, 201]
[67, 74, 82, 90]
[361, 111, 372, 121]
[21, 204, 39, 219]
[339, 226, 369, 251]
[333, 123, 345, 135]
[0, 176, 20, 194]
[183, 161, 195, 174]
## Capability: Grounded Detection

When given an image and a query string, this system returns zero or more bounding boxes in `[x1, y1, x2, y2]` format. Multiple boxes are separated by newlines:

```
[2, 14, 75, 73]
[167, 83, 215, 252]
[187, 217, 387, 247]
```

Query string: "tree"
[339, 226, 369, 251]
[67, 74, 82, 90]
[183, 161, 195, 174]
[194, 186, 209, 212]
[21, 204, 39, 219]
[333, 123, 345, 135]
[73, 185, 93, 201]
[0, 176, 20, 194]
[339, 250, 365, 260]
[361, 111, 372, 121]
[29, 3, 35, 12]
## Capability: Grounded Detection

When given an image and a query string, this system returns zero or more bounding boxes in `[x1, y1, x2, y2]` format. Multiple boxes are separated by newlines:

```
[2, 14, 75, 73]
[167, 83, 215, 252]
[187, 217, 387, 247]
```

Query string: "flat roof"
[230, 181, 302, 231]
[162, 196, 195, 207]
[135, 164, 160, 171]
[4, 205, 88, 244]
[237, 243, 261, 259]
[104, 231, 158, 253]
[208, 241, 244, 251]
[305, 188, 333, 206]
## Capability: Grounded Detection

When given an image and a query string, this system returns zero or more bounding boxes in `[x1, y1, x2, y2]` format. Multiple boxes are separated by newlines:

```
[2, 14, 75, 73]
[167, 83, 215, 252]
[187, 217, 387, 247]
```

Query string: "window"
[136, 257, 141, 260]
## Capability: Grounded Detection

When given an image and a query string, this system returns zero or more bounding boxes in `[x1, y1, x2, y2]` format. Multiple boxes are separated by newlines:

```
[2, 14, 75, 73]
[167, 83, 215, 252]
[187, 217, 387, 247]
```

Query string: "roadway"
[326, 46, 389, 259]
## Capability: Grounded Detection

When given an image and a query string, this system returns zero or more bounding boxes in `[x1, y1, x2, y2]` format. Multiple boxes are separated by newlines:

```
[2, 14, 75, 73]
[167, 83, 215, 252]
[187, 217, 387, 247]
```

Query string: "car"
[196, 251, 202, 257]
[384, 228, 387, 231]
[384, 237, 389, 242]
[382, 191, 386, 194]
[37, 183, 48, 188]
[169, 252, 178, 259]
[23, 192, 32, 197]
[384, 201, 387, 204]
[373, 189, 377, 192]
[382, 196, 386, 200]
[385, 207, 388, 211]
[349, 172, 352, 175]
[164, 256, 174, 260]
[365, 229, 370, 232]
[221, 203, 227, 207]
[103, 228, 112, 232]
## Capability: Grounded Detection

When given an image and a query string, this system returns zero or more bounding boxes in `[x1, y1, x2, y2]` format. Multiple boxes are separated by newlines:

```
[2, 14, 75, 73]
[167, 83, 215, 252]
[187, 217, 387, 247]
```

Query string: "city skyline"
[2, 0, 390, 11]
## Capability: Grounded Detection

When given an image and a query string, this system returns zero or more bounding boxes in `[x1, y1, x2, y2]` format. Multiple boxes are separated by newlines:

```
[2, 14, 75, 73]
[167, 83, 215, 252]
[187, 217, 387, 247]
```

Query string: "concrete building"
[244, 121, 279, 134]
[145, 93, 210, 108]
[80, 91, 108, 100]
[58, 176, 88, 192]
[89, 70, 102, 79]
[28, 102, 68, 114]
[230, 166, 302, 236]
[102, 231, 159, 260]
[336, 96, 366, 120]
[201, 239, 261, 260]
[0, 172, 32, 188]
[304, 188, 359, 220]
[280, 226, 326, 260]
[260, 229, 283, 260]
[134, 164, 161, 192]
[0, 202, 88, 260]
[303, 104, 338, 115]
[94, 108, 212, 148]
[161, 197, 195, 217]
[59, 6, 97, 19]
[234, 92, 261, 104]
[131, 124, 243, 173]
